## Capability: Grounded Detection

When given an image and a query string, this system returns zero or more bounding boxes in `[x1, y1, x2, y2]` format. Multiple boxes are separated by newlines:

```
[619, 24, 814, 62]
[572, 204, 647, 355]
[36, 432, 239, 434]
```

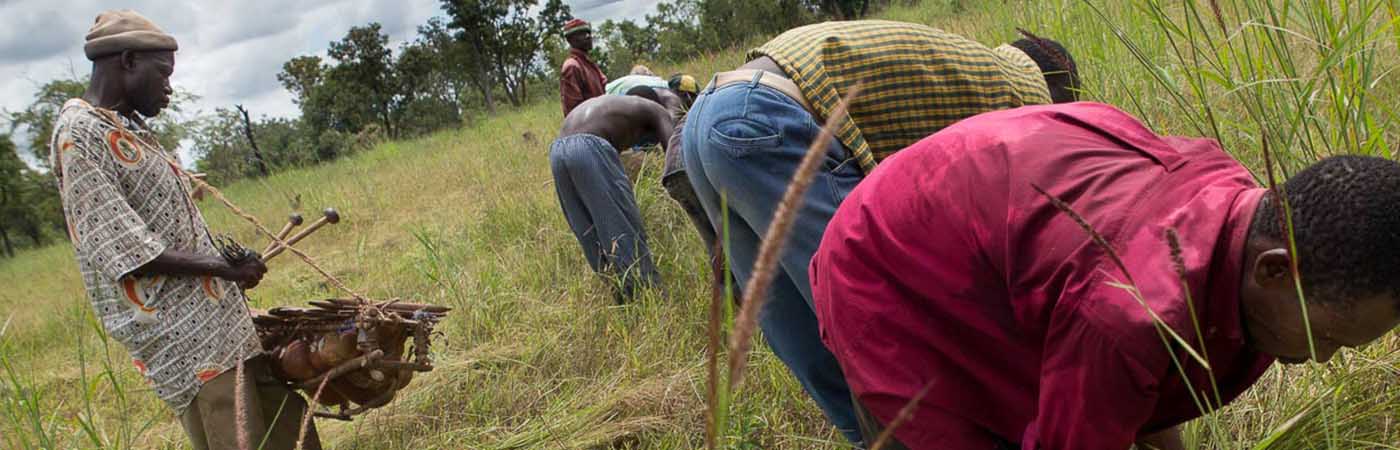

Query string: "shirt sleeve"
[57, 122, 167, 281]
[1026, 297, 1162, 450]
[560, 63, 584, 116]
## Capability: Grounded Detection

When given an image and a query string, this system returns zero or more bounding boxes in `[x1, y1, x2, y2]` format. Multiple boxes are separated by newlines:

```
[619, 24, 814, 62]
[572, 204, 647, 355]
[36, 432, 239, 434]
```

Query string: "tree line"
[1, 0, 888, 256]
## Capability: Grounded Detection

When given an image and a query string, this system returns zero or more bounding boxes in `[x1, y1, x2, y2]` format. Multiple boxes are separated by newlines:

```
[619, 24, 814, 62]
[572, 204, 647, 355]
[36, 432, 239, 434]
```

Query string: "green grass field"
[4, 0, 1399, 448]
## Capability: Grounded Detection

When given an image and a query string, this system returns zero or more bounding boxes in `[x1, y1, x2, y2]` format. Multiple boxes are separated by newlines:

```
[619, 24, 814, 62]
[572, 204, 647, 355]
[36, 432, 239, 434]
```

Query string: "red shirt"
[560, 48, 607, 116]
[811, 102, 1276, 450]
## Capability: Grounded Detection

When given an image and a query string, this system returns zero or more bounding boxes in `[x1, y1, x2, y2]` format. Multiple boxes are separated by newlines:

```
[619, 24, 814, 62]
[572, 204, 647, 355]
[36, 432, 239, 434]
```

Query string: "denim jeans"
[549, 134, 661, 300]
[681, 72, 864, 444]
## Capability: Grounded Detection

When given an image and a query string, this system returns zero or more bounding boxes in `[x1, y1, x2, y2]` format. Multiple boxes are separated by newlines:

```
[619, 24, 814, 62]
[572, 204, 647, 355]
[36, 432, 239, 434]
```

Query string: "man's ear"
[120, 50, 136, 70]
[1253, 248, 1293, 288]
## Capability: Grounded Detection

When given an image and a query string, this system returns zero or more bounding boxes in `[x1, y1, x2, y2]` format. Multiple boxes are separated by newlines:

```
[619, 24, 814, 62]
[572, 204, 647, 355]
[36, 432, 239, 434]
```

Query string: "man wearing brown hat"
[50, 10, 319, 450]
[559, 18, 606, 116]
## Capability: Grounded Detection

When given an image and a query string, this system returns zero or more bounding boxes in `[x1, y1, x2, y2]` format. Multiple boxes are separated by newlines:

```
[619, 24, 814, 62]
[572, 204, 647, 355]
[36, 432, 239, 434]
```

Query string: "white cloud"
[570, 0, 664, 23]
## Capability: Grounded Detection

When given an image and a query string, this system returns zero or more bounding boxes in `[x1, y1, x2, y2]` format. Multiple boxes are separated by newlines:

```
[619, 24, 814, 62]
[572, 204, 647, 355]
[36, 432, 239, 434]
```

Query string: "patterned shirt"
[752, 20, 1053, 174]
[50, 99, 260, 413]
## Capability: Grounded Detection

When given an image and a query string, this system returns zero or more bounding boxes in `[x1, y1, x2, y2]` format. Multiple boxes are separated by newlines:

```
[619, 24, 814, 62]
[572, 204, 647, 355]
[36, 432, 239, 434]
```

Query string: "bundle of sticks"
[252, 298, 451, 420]
[215, 207, 452, 420]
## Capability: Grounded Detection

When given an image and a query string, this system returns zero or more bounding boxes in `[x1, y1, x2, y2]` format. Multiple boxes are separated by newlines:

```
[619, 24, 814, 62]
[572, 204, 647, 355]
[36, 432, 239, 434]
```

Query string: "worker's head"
[1011, 29, 1079, 104]
[1241, 155, 1400, 364]
[86, 10, 178, 118]
[668, 73, 698, 108]
[626, 85, 662, 105]
[563, 18, 593, 52]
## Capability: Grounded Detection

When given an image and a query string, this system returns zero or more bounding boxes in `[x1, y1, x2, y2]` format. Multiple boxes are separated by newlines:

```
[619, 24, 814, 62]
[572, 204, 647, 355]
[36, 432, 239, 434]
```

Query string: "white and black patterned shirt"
[50, 99, 260, 413]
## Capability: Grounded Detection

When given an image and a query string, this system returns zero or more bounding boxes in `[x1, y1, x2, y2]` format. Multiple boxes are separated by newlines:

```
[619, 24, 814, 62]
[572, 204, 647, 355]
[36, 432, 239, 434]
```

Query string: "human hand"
[221, 257, 268, 289]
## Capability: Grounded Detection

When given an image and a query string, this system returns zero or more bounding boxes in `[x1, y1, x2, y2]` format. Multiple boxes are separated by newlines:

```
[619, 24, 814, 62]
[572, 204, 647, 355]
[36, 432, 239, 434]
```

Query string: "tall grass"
[711, 0, 1400, 448]
[2, 0, 1398, 448]
[1083, 1, 1400, 449]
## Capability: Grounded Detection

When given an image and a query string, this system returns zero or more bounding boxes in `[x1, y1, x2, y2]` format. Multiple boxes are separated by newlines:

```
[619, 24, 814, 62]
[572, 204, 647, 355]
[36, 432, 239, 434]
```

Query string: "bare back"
[559, 95, 675, 152]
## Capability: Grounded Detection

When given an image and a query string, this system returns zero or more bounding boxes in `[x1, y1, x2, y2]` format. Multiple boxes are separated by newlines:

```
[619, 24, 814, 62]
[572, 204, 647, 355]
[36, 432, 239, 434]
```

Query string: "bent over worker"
[811, 102, 1400, 449]
[680, 19, 1080, 442]
[549, 89, 679, 301]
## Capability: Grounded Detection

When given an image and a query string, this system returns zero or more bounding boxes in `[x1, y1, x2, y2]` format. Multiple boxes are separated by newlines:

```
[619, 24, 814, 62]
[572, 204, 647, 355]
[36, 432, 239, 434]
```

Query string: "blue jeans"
[681, 72, 864, 444]
[550, 134, 661, 300]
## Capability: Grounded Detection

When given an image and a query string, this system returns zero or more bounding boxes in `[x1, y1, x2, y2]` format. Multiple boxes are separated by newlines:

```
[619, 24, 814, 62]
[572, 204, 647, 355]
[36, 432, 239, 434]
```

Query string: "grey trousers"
[550, 134, 660, 299]
[180, 356, 321, 450]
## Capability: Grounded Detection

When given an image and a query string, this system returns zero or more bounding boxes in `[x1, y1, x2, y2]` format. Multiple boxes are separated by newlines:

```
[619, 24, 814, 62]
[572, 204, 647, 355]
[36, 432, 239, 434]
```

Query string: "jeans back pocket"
[708, 118, 782, 158]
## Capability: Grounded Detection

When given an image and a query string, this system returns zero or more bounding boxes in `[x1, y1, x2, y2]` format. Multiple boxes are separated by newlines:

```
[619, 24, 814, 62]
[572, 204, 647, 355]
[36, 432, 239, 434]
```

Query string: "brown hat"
[84, 10, 178, 61]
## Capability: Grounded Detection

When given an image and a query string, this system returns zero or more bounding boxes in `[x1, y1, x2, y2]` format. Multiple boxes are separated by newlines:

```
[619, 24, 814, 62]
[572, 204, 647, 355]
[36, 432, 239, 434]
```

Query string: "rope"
[179, 166, 370, 303]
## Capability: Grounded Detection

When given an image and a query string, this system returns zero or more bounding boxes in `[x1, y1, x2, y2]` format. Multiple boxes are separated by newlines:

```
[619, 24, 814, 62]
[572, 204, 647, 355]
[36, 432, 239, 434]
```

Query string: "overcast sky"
[1, 0, 662, 165]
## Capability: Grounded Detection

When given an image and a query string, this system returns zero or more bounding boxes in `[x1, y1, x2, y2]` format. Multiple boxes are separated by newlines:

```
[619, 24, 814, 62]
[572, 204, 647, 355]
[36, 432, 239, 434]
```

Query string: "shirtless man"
[550, 90, 675, 301]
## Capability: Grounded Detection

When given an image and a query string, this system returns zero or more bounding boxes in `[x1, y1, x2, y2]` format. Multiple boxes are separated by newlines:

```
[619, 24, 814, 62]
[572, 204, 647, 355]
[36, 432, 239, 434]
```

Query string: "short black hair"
[626, 86, 662, 105]
[1011, 29, 1080, 103]
[1251, 155, 1400, 304]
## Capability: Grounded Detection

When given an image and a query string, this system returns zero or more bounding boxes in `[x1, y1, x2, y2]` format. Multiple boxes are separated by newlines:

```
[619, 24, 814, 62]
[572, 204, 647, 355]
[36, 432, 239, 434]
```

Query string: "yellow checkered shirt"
[752, 20, 1052, 174]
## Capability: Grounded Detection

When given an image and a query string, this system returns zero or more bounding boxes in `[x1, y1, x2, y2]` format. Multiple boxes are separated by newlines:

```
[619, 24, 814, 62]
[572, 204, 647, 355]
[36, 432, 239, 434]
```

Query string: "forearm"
[131, 249, 232, 279]
[1137, 426, 1184, 450]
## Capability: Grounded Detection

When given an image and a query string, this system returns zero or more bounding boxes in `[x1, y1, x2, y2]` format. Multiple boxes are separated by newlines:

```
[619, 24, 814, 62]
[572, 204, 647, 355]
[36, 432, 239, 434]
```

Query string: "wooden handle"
[261, 213, 304, 255]
[262, 209, 338, 262]
[262, 219, 327, 262]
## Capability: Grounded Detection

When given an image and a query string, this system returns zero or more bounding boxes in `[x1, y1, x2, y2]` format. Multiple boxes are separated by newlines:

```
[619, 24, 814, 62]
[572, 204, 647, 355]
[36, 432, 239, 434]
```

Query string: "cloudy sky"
[1, 0, 661, 164]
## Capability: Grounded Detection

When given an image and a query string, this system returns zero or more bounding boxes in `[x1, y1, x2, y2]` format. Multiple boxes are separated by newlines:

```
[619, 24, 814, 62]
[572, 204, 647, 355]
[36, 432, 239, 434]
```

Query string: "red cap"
[563, 18, 590, 36]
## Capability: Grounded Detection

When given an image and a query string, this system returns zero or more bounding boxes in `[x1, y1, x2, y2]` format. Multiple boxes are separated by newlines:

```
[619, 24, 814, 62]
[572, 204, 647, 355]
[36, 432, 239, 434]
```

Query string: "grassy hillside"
[4, 0, 1398, 449]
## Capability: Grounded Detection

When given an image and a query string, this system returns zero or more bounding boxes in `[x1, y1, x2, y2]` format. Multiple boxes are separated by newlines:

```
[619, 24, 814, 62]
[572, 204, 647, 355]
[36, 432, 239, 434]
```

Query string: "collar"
[1206, 187, 1266, 341]
[569, 48, 594, 63]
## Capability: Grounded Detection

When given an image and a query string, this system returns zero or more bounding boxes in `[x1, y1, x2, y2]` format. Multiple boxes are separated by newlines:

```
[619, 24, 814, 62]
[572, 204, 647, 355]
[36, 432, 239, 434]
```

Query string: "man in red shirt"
[810, 102, 1400, 449]
[559, 18, 606, 116]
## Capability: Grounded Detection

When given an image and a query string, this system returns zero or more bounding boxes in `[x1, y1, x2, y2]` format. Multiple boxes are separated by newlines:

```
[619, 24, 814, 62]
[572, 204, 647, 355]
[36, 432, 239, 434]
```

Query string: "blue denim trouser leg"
[549, 134, 661, 298]
[681, 73, 863, 444]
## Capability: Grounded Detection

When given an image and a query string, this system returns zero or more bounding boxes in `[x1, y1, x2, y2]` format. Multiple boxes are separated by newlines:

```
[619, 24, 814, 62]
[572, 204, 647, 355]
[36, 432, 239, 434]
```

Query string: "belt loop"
[704, 74, 719, 94]
[747, 70, 763, 87]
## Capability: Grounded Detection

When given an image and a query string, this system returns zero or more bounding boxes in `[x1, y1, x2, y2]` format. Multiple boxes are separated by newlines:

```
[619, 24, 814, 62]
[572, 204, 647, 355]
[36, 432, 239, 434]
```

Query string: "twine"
[177, 168, 369, 303]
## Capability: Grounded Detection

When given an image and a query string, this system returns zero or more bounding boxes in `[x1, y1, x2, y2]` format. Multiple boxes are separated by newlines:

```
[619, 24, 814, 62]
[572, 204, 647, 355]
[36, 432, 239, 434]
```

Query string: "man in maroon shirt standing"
[559, 18, 606, 116]
[810, 102, 1400, 450]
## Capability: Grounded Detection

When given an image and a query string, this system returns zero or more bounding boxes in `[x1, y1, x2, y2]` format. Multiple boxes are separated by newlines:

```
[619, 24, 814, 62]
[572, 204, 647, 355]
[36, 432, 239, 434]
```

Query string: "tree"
[325, 23, 398, 138]
[234, 105, 271, 177]
[441, 0, 510, 113]
[441, 0, 572, 110]
[414, 17, 475, 111]
[277, 56, 325, 107]
[253, 117, 317, 168]
[648, 0, 705, 62]
[7, 77, 195, 166]
[0, 135, 61, 255]
[817, 0, 871, 19]
[394, 37, 464, 135]
[273, 23, 402, 163]
[595, 19, 660, 77]
[278, 56, 343, 157]
[7, 78, 87, 168]
[191, 108, 252, 184]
